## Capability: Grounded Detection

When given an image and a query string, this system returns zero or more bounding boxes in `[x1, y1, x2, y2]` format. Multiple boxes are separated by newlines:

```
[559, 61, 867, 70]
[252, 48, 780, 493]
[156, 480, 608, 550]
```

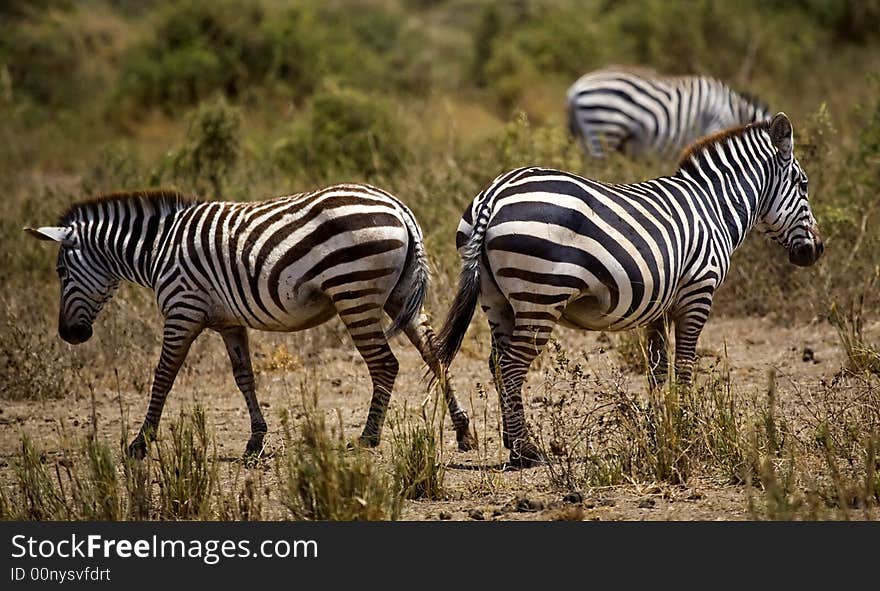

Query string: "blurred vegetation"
[1, 0, 879, 397]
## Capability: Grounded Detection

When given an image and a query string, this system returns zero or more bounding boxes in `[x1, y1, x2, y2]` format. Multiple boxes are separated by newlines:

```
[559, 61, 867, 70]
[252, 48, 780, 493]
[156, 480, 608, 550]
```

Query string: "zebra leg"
[480, 276, 515, 451]
[488, 333, 510, 449]
[672, 311, 709, 386]
[220, 326, 267, 457]
[128, 320, 202, 459]
[645, 316, 670, 390]
[497, 311, 560, 468]
[399, 315, 476, 451]
[340, 313, 400, 448]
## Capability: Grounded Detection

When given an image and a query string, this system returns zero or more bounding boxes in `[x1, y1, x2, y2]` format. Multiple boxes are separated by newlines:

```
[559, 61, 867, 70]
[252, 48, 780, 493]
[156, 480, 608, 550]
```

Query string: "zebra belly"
[559, 296, 666, 332]
[210, 290, 337, 333]
[559, 294, 618, 331]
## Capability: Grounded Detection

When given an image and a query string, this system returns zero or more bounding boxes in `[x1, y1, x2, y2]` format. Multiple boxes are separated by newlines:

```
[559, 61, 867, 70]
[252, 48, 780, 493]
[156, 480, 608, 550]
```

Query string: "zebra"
[25, 184, 476, 458]
[567, 67, 771, 158]
[435, 112, 823, 467]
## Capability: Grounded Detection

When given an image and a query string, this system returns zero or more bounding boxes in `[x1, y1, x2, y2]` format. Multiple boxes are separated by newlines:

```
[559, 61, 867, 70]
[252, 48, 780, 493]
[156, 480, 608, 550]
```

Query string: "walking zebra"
[26, 184, 475, 458]
[567, 67, 771, 158]
[436, 113, 823, 467]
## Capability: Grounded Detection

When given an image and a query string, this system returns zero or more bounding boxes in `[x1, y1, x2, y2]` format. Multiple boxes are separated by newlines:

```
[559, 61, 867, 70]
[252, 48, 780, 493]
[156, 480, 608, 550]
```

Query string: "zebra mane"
[676, 120, 771, 170]
[736, 89, 769, 112]
[58, 190, 201, 226]
[605, 64, 662, 79]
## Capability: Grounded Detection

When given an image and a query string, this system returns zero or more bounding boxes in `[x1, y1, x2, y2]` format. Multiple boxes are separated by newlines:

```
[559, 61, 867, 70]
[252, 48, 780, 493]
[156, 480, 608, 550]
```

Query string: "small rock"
[73, 419, 79, 427]
[563, 491, 584, 504]
[638, 498, 656, 509]
[468, 509, 485, 520]
[802, 347, 815, 363]
[438, 511, 452, 520]
[260, 401, 270, 408]
[516, 497, 544, 512]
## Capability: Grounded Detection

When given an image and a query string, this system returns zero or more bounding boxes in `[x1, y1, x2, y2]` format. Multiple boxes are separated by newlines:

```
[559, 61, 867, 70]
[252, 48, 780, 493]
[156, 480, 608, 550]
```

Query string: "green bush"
[0, 11, 89, 107]
[115, 0, 271, 112]
[155, 98, 242, 196]
[273, 86, 408, 181]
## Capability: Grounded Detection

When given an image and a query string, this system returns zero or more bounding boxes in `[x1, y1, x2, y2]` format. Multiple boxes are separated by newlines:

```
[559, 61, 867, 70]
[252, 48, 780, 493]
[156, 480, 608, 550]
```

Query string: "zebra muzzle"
[59, 321, 93, 344]
[788, 235, 823, 267]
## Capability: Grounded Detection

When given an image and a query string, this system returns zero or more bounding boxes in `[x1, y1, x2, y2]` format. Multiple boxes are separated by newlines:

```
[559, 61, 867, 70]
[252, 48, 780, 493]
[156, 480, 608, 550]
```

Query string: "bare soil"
[0, 314, 865, 521]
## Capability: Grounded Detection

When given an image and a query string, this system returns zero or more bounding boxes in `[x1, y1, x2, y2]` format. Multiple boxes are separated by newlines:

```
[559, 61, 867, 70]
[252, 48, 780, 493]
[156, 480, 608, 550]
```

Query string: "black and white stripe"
[567, 67, 771, 158]
[27, 184, 475, 457]
[436, 113, 822, 467]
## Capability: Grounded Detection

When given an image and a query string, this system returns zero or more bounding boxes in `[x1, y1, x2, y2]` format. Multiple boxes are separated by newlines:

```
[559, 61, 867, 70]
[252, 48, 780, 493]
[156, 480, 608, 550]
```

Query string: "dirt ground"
[0, 313, 867, 521]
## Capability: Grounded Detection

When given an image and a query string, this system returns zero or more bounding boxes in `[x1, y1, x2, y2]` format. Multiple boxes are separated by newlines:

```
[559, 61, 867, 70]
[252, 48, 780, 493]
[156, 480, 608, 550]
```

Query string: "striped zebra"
[26, 184, 475, 458]
[567, 67, 771, 158]
[436, 113, 823, 467]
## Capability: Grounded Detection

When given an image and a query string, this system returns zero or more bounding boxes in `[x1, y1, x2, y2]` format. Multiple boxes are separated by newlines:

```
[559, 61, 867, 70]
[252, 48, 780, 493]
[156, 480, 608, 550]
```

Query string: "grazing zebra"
[436, 113, 823, 467]
[567, 67, 771, 158]
[26, 184, 475, 458]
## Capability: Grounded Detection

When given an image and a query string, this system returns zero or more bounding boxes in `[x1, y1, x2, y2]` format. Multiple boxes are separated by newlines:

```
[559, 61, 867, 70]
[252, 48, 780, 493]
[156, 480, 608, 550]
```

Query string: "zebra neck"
[678, 155, 768, 254]
[84, 207, 181, 290]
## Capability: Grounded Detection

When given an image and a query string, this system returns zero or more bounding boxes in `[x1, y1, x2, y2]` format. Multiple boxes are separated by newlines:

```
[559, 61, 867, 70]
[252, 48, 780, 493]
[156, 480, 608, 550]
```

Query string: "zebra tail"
[384, 209, 430, 340]
[435, 205, 491, 368]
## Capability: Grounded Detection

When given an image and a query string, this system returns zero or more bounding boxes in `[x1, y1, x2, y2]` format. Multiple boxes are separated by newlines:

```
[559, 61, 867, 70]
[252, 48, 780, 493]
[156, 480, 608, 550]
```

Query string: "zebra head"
[758, 112, 825, 268]
[25, 225, 120, 344]
[733, 90, 771, 125]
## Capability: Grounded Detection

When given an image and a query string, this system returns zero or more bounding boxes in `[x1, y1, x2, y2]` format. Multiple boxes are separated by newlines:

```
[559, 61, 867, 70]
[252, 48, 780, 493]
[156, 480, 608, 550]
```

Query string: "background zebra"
[567, 66, 771, 158]
[436, 112, 823, 467]
[26, 184, 475, 458]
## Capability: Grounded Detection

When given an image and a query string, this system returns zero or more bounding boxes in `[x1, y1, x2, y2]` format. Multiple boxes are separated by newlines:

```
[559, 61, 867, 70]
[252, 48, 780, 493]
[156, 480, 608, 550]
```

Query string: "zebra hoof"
[127, 437, 147, 460]
[457, 428, 478, 452]
[244, 433, 266, 458]
[356, 434, 381, 448]
[506, 441, 546, 470]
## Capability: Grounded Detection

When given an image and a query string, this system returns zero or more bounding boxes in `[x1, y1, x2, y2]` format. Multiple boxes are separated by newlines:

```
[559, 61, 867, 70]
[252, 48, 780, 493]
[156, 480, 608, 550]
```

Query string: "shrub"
[156, 98, 242, 196]
[114, 0, 271, 112]
[273, 86, 408, 181]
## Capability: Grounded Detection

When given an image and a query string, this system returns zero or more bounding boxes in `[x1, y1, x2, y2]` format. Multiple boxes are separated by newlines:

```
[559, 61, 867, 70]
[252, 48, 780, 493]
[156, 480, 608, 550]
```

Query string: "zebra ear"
[769, 112, 793, 160]
[24, 226, 76, 246]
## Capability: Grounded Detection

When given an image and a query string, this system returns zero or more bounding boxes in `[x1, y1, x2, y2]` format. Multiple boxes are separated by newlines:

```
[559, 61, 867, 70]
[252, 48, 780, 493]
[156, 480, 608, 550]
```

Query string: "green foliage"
[115, 0, 271, 112]
[482, 112, 583, 174]
[0, 10, 91, 107]
[273, 86, 408, 181]
[158, 98, 242, 196]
